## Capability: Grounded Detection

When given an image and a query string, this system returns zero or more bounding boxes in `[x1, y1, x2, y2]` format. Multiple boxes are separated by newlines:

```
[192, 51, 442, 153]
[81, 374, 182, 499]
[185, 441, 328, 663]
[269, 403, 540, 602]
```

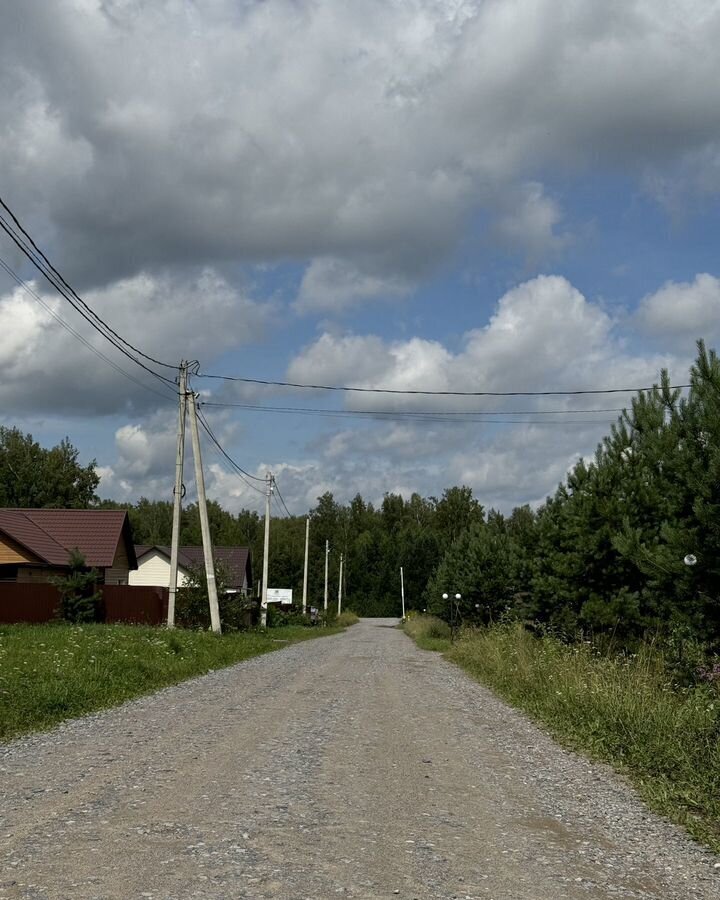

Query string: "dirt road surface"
[1, 619, 718, 899]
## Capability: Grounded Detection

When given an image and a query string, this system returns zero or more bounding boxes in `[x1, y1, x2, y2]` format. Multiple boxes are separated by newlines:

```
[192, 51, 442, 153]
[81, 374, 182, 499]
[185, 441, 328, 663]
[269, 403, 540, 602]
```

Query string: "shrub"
[266, 606, 311, 627]
[50, 549, 102, 623]
[175, 559, 253, 631]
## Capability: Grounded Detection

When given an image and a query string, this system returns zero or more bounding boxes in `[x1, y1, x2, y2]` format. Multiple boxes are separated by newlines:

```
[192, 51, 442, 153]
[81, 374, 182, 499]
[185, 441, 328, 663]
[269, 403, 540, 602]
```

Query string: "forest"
[3, 341, 720, 652]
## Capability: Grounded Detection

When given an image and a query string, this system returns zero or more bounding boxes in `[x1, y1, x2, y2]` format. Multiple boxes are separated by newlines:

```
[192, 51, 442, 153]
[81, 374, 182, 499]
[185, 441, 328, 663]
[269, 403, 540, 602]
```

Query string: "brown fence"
[102, 585, 168, 624]
[0, 583, 169, 625]
[0, 583, 58, 623]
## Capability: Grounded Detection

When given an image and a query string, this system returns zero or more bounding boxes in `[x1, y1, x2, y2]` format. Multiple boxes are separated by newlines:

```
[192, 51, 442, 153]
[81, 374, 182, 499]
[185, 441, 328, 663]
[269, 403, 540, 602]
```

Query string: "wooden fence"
[0, 583, 169, 625]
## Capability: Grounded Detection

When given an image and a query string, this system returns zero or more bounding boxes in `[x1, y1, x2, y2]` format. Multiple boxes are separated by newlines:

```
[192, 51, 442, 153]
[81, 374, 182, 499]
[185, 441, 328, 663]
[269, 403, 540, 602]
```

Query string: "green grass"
[405, 617, 720, 852]
[336, 610, 360, 627]
[403, 614, 452, 651]
[0, 623, 342, 742]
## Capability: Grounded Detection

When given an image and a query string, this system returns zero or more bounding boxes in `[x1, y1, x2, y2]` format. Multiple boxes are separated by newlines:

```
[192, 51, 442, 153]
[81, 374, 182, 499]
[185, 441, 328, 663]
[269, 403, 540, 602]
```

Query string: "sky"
[2, 0, 720, 516]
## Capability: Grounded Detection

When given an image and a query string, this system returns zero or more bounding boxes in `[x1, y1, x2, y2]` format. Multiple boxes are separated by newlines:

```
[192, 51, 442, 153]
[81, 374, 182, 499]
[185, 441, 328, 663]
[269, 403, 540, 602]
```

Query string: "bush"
[175, 559, 253, 631]
[266, 605, 311, 627]
[337, 611, 359, 627]
[175, 589, 253, 631]
[50, 549, 102, 623]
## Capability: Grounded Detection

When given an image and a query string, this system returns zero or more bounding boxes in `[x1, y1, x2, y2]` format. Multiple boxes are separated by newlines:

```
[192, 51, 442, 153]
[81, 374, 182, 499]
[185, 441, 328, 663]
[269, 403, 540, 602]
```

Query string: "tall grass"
[336, 611, 360, 627]
[403, 614, 451, 651]
[0, 623, 341, 742]
[405, 617, 720, 851]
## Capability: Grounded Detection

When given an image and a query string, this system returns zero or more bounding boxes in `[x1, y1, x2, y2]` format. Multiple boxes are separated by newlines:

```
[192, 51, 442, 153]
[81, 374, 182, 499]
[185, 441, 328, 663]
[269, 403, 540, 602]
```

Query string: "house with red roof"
[0, 509, 137, 585]
[130, 544, 252, 596]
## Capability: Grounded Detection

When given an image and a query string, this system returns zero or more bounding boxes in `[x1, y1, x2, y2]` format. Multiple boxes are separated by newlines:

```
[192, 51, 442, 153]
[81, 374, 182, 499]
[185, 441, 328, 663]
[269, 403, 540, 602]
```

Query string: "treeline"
[428, 341, 720, 649]
[100, 487, 484, 617]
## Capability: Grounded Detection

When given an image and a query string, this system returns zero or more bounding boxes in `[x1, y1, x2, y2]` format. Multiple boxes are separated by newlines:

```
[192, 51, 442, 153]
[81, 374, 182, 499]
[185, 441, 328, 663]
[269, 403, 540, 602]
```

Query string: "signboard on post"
[266, 588, 293, 604]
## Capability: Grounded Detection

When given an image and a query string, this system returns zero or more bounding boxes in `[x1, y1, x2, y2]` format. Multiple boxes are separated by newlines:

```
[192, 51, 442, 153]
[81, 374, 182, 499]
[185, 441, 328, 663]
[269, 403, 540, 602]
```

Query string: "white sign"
[266, 588, 293, 604]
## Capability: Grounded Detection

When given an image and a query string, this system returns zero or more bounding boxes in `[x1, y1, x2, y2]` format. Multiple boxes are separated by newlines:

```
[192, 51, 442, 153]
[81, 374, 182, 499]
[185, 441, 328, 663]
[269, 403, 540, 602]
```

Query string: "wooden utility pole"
[400, 565, 405, 620]
[260, 471, 273, 627]
[302, 516, 309, 615]
[167, 361, 188, 628]
[337, 552, 343, 616]
[187, 392, 221, 633]
[323, 539, 329, 615]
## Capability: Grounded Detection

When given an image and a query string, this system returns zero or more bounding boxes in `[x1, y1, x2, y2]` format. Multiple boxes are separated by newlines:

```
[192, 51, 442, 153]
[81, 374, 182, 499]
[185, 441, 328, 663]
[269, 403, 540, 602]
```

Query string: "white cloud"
[275, 274, 690, 510]
[635, 274, 720, 345]
[288, 275, 679, 407]
[0, 268, 268, 415]
[492, 183, 571, 262]
[295, 258, 412, 314]
[449, 424, 596, 511]
[114, 422, 176, 480]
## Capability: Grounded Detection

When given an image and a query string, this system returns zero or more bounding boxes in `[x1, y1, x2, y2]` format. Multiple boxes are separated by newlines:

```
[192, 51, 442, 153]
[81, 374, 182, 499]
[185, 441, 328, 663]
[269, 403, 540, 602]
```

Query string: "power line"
[273, 479, 293, 517]
[195, 406, 265, 483]
[0, 204, 177, 390]
[0, 255, 177, 404]
[194, 406, 266, 496]
[272, 491, 287, 518]
[0, 196, 177, 370]
[196, 419, 266, 497]
[203, 401, 626, 417]
[199, 402, 615, 426]
[194, 371, 690, 397]
[0, 212, 175, 390]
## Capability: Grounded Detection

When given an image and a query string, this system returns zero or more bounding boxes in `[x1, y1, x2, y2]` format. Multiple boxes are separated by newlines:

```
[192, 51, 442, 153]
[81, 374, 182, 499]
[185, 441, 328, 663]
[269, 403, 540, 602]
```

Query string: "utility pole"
[400, 566, 405, 620]
[187, 391, 221, 633]
[337, 552, 343, 616]
[167, 361, 188, 628]
[323, 539, 329, 615]
[260, 471, 273, 627]
[302, 516, 309, 615]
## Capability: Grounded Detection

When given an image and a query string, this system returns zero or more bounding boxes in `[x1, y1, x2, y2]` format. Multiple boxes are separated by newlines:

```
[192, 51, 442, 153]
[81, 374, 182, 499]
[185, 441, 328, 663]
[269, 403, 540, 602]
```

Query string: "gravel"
[1, 618, 718, 899]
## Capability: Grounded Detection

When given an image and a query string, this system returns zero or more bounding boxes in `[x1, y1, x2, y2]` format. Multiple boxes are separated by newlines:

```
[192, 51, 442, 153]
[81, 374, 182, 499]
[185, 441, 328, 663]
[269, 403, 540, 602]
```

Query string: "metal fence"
[0, 583, 169, 625]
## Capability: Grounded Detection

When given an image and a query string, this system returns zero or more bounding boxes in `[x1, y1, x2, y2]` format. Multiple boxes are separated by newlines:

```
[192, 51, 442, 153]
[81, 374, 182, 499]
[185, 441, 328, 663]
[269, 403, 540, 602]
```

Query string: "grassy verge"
[404, 617, 720, 852]
[336, 611, 360, 627]
[403, 614, 452, 652]
[0, 623, 341, 742]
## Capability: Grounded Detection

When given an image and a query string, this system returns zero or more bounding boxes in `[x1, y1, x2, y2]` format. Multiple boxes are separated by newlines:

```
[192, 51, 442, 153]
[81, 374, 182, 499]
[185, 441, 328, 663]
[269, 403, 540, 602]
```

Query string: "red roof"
[0, 509, 137, 568]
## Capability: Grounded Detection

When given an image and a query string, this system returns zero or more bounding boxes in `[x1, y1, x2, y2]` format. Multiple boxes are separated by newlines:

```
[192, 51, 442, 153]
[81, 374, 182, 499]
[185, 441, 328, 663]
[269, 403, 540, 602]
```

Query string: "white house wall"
[128, 551, 190, 588]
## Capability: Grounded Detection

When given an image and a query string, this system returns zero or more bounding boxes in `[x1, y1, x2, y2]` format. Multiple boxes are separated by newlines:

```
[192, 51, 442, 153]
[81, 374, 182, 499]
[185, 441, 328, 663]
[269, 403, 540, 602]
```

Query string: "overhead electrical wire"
[272, 479, 293, 518]
[199, 401, 617, 427]
[195, 406, 265, 483]
[194, 371, 691, 397]
[196, 403, 294, 514]
[195, 418, 266, 497]
[0, 197, 689, 406]
[194, 406, 266, 496]
[0, 212, 176, 392]
[272, 492, 287, 518]
[203, 401, 626, 417]
[0, 198, 177, 389]
[0, 255, 177, 404]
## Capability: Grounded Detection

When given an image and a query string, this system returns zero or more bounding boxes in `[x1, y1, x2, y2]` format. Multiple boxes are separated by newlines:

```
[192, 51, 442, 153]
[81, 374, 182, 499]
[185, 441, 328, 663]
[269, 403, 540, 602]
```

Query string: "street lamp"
[443, 592, 462, 641]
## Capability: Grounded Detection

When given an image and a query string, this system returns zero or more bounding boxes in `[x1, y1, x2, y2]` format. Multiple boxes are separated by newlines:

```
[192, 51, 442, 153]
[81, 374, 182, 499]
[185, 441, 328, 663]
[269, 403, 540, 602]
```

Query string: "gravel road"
[1, 619, 718, 899]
